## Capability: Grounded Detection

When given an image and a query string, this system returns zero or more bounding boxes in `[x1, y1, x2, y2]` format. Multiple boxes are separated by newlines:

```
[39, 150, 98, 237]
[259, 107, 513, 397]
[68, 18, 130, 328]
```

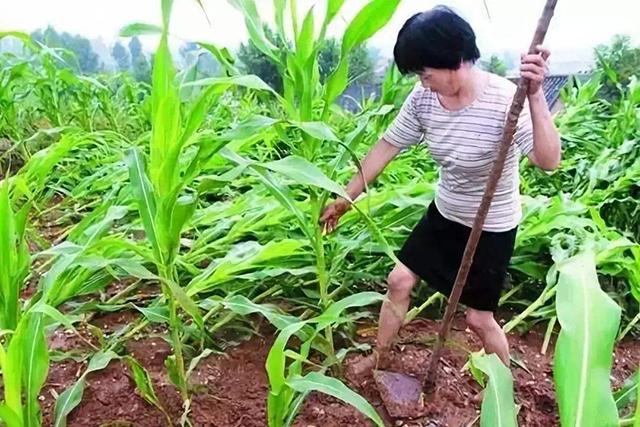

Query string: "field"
[0, 0, 639, 426]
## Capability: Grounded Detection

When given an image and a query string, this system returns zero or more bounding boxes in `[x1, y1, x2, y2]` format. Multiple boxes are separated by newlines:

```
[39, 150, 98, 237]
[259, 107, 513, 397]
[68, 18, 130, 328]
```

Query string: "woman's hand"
[520, 45, 550, 96]
[319, 197, 351, 234]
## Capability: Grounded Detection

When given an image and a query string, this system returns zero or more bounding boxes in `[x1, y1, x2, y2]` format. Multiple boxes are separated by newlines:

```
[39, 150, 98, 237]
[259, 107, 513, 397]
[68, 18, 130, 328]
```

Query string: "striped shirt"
[383, 73, 534, 232]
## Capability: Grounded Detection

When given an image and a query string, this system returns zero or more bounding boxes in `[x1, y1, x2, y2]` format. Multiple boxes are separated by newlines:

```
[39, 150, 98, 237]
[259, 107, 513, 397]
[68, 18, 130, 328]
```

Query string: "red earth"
[36, 311, 639, 427]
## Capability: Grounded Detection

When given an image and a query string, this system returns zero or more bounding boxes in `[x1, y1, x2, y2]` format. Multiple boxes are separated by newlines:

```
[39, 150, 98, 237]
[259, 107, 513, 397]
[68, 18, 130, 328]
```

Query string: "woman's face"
[417, 66, 464, 96]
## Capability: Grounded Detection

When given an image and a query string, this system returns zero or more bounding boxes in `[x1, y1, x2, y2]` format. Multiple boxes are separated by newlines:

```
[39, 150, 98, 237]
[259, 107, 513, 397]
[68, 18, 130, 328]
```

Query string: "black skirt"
[398, 202, 517, 312]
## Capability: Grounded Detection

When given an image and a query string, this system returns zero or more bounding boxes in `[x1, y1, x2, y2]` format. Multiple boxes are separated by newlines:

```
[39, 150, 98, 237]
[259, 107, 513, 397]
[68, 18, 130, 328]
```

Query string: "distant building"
[507, 71, 593, 114]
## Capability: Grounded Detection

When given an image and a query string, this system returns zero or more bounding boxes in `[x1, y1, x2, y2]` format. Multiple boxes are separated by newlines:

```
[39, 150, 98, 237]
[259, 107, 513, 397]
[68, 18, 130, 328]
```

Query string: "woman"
[320, 5, 561, 372]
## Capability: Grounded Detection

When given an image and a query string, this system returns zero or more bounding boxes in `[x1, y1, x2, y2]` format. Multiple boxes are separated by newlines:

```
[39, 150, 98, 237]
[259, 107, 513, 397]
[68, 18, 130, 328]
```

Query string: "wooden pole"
[423, 0, 559, 392]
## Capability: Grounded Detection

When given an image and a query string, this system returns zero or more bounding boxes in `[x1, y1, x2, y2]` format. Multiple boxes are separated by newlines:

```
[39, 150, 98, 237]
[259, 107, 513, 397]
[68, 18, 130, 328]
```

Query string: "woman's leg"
[376, 262, 421, 356]
[465, 308, 510, 365]
[352, 262, 420, 374]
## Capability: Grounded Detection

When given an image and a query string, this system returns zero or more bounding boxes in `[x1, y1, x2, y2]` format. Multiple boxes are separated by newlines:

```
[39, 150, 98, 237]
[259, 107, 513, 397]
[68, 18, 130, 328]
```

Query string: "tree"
[595, 34, 640, 100]
[112, 41, 131, 72]
[179, 42, 220, 77]
[481, 54, 507, 77]
[128, 36, 151, 83]
[31, 26, 101, 73]
[318, 38, 375, 84]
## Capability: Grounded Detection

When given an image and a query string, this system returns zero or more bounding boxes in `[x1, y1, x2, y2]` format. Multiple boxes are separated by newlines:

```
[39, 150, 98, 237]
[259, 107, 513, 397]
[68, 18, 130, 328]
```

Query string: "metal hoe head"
[373, 369, 427, 419]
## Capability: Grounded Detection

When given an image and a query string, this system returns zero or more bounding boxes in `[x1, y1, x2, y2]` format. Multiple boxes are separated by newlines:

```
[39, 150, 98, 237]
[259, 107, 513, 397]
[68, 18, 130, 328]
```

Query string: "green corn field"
[0, 1, 639, 426]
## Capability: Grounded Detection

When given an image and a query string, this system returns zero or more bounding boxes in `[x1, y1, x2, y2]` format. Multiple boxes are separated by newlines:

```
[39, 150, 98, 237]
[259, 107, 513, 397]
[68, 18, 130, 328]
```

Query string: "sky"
[2, 0, 639, 71]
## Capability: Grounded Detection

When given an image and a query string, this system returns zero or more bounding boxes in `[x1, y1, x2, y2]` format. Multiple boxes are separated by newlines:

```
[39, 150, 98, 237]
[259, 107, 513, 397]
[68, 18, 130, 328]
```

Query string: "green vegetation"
[0, 1, 639, 425]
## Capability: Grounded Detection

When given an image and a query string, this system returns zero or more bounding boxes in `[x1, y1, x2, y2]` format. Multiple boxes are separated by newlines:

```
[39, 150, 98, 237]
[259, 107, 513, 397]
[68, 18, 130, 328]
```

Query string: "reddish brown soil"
[37, 315, 639, 427]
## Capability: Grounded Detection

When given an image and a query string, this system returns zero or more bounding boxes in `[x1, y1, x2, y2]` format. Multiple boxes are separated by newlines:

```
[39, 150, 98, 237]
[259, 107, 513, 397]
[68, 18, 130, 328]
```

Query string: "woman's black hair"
[393, 5, 481, 74]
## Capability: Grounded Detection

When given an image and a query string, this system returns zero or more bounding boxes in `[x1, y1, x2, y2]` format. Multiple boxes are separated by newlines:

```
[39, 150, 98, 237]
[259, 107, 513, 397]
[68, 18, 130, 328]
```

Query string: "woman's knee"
[387, 264, 418, 298]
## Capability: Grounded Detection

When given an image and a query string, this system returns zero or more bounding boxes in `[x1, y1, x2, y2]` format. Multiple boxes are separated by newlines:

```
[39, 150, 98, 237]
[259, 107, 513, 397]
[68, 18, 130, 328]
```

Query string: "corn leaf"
[126, 148, 162, 262]
[4, 320, 24, 424]
[123, 356, 166, 413]
[296, 7, 315, 61]
[197, 43, 240, 76]
[314, 292, 384, 329]
[261, 155, 350, 200]
[288, 372, 384, 427]
[290, 121, 340, 142]
[163, 277, 204, 329]
[472, 353, 518, 427]
[266, 321, 308, 394]
[223, 295, 301, 331]
[0, 179, 26, 330]
[22, 313, 48, 427]
[554, 252, 621, 427]
[0, 405, 22, 427]
[615, 371, 639, 410]
[228, 0, 279, 62]
[324, 0, 401, 106]
[119, 23, 163, 37]
[54, 351, 118, 427]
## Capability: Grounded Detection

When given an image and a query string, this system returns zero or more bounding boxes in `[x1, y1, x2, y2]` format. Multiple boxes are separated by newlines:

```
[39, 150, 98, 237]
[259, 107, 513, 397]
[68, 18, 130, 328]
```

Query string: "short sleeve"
[382, 86, 425, 148]
[514, 99, 534, 156]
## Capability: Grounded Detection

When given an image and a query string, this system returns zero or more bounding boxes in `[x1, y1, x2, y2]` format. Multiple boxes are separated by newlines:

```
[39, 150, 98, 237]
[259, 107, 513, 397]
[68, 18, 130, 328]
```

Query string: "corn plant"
[219, 292, 386, 426]
[0, 178, 51, 427]
[471, 353, 518, 427]
[554, 251, 621, 427]
[0, 178, 29, 330]
[121, 0, 281, 410]
[226, 0, 401, 357]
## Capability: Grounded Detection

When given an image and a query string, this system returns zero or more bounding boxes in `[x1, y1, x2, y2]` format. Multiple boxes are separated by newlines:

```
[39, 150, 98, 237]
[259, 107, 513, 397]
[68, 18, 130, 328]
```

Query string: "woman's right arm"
[343, 137, 402, 200]
[320, 138, 401, 233]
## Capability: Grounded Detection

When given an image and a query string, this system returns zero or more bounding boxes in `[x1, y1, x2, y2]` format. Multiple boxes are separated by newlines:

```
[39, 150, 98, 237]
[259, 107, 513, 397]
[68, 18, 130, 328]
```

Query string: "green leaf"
[296, 7, 315, 61]
[325, 0, 346, 25]
[22, 313, 48, 427]
[289, 121, 340, 142]
[125, 148, 162, 262]
[266, 322, 308, 394]
[54, 351, 118, 427]
[197, 42, 239, 75]
[165, 355, 181, 389]
[4, 318, 24, 423]
[314, 292, 384, 329]
[288, 372, 384, 427]
[223, 295, 300, 331]
[123, 356, 163, 409]
[163, 278, 204, 329]
[472, 353, 518, 427]
[27, 304, 68, 333]
[133, 305, 170, 324]
[247, 167, 314, 242]
[184, 74, 277, 95]
[554, 252, 621, 427]
[262, 155, 350, 200]
[228, 0, 279, 62]
[615, 371, 638, 410]
[119, 22, 163, 37]
[324, 0, 401, 106]
[0, 404, 22, 427]
[219, 115, 279, 141]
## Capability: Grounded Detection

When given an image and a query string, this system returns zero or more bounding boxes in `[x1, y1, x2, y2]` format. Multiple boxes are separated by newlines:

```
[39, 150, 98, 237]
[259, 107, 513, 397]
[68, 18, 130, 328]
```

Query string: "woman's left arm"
[520, 45, 562, 170]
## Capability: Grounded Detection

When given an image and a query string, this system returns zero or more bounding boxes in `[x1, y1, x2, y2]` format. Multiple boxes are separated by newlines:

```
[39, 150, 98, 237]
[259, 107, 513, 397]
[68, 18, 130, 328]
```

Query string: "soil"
[35, 313, 639, 427]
